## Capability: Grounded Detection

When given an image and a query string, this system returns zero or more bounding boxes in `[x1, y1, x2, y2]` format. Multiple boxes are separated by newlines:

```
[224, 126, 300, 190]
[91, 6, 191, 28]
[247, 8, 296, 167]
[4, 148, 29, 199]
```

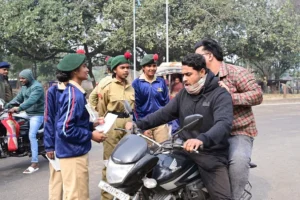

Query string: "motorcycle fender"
[1, 114, 20, 151]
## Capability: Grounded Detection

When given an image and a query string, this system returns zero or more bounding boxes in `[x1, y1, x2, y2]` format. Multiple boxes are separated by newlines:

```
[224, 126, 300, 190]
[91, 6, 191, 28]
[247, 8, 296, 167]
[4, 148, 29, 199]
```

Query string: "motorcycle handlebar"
[170, 143, 201, 154]
[114, 128, 202, 154]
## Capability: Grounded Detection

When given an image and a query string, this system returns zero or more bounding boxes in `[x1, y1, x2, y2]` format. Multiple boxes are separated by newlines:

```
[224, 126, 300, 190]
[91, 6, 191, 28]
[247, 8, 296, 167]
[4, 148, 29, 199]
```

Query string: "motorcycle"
[0, 99, 46, 159]
[98, 101, 256, 200]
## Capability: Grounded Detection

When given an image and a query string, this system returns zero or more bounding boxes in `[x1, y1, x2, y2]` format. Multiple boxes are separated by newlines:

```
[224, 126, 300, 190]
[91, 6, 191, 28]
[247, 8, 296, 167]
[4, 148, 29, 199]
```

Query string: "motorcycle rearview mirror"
[183, 114, 203, 131]
[172, 114, 203, 138]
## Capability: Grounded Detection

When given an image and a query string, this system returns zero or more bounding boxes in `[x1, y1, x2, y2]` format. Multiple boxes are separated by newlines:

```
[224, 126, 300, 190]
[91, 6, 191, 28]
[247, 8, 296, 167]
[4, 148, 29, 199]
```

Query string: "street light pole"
[166, 0, 169, 62]
[133, 0, 136, 79]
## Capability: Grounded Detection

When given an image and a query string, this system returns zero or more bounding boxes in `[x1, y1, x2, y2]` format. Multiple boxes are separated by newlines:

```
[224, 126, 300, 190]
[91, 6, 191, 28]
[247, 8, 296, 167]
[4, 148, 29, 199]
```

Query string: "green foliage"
[0, 0, 299, 80]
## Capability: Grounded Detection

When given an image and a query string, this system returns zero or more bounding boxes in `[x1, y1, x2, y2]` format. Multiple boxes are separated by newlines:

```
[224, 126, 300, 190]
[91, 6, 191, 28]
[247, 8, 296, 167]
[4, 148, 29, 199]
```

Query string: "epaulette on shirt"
[101, 80, 112, 90]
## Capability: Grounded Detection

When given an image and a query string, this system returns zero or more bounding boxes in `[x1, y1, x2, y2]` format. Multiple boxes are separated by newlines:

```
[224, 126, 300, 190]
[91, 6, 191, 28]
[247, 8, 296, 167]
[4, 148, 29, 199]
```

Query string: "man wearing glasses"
[194, 38, 263, 200]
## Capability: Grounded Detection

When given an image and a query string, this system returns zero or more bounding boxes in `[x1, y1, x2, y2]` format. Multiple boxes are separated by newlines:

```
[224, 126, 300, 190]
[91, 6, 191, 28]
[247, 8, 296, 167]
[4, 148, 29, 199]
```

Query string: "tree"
[1, 0, 299, 82]
[0, 0, 109, 85]
[229, 0, 300, 79]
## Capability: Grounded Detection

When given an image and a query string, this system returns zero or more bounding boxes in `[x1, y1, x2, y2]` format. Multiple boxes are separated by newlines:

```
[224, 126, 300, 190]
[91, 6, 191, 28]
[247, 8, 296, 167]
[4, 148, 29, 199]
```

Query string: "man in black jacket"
[126, 53, 233, 200]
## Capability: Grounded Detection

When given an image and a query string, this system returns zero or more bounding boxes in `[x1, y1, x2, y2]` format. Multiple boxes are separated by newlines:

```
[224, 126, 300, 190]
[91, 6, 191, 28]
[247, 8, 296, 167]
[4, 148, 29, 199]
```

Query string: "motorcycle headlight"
[106, 158, 135, 184]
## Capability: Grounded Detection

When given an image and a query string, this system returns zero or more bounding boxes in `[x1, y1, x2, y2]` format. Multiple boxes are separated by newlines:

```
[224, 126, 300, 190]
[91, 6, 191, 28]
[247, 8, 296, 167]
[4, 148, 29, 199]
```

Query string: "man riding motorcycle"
[126, 53, 234, 200]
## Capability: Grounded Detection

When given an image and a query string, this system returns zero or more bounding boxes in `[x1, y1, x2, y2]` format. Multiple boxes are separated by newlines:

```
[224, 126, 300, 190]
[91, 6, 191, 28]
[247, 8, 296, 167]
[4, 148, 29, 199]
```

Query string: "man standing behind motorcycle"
[195, 39, 263, 200]
[0, 61, 13, 103]
[126, 53, 233, 200]
[97, 53, 135, 200]
[5, 69, 44, 173]
[0, 61, 13, 158]
[132, 54, 170, 143]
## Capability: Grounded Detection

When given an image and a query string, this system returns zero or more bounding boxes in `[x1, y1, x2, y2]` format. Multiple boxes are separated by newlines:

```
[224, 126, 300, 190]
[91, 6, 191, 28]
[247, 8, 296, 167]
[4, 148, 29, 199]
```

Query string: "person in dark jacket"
[5, 69, 44, 173]
[126, 53, 233, 200]
[132, 54, 170, 143]
[195, 39, 263, 199]
[0, 61, 13, 158]
[0, 61, 13, 103]
[56, 53, 107, 200]
[44, 70, 69, 200]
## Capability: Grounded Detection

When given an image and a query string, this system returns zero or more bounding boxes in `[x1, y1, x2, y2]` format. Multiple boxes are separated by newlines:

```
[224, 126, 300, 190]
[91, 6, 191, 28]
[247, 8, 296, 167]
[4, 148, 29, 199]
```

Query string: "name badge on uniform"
[203, 101, 210, 107]
[157, 87, 163, 92]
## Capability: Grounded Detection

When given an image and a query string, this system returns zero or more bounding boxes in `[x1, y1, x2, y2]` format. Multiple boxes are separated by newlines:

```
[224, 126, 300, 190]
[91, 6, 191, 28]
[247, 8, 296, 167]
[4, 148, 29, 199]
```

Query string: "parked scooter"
[0, 99, 46, 159]
[98, 101, 255, 200]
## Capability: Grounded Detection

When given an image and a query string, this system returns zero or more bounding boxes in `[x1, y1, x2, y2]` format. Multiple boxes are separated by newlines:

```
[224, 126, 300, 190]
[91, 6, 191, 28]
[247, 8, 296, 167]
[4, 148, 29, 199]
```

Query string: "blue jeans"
[29, 116, 44, 163]
[228, 135, 253, 200]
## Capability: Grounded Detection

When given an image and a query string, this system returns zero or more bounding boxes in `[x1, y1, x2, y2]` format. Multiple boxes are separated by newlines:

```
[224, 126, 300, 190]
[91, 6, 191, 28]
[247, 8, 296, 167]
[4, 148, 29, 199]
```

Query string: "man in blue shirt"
[132, 54, 170, 143]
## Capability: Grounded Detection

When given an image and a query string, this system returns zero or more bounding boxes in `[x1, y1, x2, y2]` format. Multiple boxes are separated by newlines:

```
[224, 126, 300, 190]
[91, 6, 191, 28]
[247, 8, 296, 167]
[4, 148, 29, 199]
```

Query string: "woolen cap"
[107, 57, 114, 67]
[0, 62, 10, 69]
[111, 54, 131, 70]
[140, 54, 158, 66]
[57, 53, 86, 72]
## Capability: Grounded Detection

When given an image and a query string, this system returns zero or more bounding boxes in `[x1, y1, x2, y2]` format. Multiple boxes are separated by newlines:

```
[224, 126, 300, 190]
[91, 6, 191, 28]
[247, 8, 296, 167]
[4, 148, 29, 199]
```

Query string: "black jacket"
[136, 70, 233, 154]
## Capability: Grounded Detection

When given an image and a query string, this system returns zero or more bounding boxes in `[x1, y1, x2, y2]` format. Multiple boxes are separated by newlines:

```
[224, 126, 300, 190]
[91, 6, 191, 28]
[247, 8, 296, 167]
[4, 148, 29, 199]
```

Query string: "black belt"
[109, 112, 130, 118]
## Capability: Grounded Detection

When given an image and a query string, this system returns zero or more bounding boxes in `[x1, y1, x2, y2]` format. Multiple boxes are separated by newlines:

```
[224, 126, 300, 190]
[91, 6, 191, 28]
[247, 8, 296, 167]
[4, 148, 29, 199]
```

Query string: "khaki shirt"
[88, 75, 113, 110]
[97, 78, 135, 117]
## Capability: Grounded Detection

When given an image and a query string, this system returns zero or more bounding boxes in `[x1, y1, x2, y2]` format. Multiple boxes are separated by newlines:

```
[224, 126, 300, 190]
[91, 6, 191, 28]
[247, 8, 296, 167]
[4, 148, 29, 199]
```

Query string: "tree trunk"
[83, 43, 96, 87]
[32, 60, 38, 79]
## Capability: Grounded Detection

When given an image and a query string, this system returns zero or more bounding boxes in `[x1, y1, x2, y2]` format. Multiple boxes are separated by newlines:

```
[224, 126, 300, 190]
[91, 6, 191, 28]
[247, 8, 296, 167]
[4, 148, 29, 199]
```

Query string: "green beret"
[111, 55, 131, 70]
[57, 53, 86, 72]
[107, 57, 114, 67]
[140, 54, 158, 66]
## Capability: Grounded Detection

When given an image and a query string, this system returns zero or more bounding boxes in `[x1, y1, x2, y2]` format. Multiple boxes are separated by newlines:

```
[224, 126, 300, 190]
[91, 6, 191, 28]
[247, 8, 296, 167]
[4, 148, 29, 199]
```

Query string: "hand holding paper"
[92, 130, 107, 143]
[95, 113, 118, 133]
[46, 152, 60, 171]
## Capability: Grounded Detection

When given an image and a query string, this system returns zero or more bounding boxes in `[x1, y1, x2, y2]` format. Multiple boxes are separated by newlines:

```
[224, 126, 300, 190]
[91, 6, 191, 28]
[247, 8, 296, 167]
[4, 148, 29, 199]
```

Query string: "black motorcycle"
[0, 107, 46, 159]
[98, 102, 255, 200]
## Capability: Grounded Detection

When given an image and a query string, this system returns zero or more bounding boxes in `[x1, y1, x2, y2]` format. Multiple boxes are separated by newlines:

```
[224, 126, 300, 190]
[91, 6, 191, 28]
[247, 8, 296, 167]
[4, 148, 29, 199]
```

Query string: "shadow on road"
[250, 168, 272, 200]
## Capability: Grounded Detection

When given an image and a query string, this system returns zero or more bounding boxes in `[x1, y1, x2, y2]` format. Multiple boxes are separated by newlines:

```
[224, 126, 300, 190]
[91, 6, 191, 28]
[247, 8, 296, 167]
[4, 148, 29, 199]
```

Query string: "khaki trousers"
[149, 124, 170, 143]
[49, 163, 63, 200]
[101, 117, 130, 200]
[60, 154, 89, 200]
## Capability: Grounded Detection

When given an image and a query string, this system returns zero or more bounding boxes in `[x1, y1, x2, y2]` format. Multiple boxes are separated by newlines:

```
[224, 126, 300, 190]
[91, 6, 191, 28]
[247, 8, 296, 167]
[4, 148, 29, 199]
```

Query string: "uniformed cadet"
[99, 53, 135, 200]
[89, 57, 114, 110]
[132, 54, 170, 144]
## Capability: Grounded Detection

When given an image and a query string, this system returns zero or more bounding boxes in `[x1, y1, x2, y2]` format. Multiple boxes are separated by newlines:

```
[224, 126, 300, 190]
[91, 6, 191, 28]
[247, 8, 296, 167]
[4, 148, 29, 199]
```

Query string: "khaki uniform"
[99, 78, 135, 200]
[147, 124, 170, 144]
[136, 74, 170, 144]
[88, 75, 113, 111]
[48, 162, 63, 200]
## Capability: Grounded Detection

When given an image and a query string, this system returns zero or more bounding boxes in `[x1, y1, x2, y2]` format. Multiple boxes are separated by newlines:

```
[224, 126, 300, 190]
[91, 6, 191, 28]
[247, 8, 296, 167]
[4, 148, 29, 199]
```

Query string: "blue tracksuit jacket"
[132, 75, 169, 120]
[56, 81, 93, 158]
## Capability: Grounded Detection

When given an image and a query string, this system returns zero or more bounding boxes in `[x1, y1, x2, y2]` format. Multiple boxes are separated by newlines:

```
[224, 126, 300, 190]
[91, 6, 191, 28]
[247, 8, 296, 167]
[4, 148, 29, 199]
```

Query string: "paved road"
[0, 103, 299, 200]
[250, 103, 300, 200]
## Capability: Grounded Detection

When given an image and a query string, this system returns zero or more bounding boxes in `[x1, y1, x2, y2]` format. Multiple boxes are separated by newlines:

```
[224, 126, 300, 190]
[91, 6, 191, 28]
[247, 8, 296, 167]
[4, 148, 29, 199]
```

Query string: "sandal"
[23, 166, 39, 174]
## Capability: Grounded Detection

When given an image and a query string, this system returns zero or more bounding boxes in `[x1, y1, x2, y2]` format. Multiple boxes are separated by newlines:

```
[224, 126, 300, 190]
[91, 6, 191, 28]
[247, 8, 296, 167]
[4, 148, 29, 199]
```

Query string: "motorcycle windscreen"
[1, 117, 20, 151]
[111, 134, 148, 164]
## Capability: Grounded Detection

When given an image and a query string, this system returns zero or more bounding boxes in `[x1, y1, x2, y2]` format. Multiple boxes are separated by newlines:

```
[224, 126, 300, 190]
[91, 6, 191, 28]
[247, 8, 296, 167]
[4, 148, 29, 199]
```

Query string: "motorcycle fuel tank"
[152, 151, 200, 191]
[111, 134, 148, 164]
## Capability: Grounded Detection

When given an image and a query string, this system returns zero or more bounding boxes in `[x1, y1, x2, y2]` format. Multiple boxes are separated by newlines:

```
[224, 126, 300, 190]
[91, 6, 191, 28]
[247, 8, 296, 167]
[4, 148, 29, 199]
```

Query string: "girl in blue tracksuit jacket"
[54, 53, 106, 200]
[44, 73, 67, 199]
